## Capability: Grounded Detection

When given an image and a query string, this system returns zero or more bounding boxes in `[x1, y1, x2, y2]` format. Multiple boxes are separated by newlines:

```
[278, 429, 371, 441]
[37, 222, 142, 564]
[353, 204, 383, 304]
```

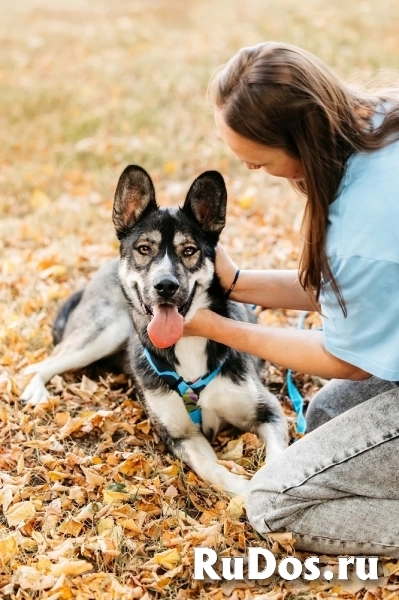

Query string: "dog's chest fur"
[174, 336, 208, 381]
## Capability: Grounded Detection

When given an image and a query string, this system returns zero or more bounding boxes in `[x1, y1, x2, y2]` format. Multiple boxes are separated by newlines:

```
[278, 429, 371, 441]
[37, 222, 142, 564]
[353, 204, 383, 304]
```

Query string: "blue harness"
[143, 348, 226, 425]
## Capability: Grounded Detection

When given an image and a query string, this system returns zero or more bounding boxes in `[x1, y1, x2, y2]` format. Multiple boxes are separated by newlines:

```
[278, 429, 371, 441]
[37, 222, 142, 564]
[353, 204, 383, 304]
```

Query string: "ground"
[1, 1, 399, 598]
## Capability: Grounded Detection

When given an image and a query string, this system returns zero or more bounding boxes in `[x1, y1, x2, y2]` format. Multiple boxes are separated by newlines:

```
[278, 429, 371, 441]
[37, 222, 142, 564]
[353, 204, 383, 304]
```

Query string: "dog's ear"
[112, 165, 158, 239]
[182, 171, 227, 235]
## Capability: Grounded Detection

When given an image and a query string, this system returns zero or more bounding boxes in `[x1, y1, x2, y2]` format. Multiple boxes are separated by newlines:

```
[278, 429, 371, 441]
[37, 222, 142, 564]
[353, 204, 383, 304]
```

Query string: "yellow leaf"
[17, 453, 24, 475]
[117, 518, 142, 534]
[49, 560, 93, 576]
[49, 585, 73, 600]
[30, 189, 51, 209]
[58, 416, 83, 439]
[6, 501, 36, 527]
[36, 557, 52, 571]
[153, 548, 181, 569]
[76, 502, 101, 521]
[80, 375, 98, 393]
[219, 438, 244, 461]
[0, 532, 19, 560]
[163, 161, 177, 175]
[136, 420, 151, 435]
[80, 466, 104, 488]
[97, 517, 115, 536]
[157, 577, 171, 588]
[49, 471, 70, 481]
[20, 537, 37, 552]
[226, 495, 245, 520]
[267, 531, 296, 551]
[54, 412, 70, 427]
[384, 562, 399, 575]
[58, 518, 83, 536]
[102, 489, 130, 504]
[161, 564, 184, 581]
[160, 464, 180, 476]
[39, 264, 67, 280]
[237, 195, 255, 210]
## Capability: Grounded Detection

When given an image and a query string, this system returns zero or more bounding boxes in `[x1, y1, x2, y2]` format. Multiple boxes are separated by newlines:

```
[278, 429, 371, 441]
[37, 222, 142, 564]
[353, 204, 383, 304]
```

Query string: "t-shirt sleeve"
[320, 255, 399, 381]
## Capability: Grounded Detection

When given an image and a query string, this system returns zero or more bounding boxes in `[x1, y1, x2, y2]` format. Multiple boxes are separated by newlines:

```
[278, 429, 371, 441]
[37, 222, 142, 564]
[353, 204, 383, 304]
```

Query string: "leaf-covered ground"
[1, 1, 399, 598]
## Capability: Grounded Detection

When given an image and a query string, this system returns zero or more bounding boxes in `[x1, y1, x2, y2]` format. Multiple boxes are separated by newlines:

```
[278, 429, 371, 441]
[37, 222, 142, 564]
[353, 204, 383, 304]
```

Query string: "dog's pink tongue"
[147, 305, 184, 348]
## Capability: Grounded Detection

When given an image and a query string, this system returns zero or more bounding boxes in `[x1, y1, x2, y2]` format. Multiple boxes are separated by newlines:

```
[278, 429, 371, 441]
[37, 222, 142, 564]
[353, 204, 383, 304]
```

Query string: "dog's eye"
[182, 246, 198, 257]
[136, 245, 150, 255]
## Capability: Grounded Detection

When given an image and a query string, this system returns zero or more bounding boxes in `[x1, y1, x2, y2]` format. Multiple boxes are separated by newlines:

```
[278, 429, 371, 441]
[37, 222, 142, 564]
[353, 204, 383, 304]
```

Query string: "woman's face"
[214, 109, 305, 181]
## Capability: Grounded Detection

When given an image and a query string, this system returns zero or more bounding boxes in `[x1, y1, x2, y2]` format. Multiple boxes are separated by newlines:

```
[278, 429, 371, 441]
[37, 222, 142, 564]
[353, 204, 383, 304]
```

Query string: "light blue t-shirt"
[320, 114, 399, 381]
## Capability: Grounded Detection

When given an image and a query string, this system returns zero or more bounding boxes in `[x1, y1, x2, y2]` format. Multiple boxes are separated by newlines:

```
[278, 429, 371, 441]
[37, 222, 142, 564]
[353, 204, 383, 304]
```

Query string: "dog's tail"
[52, 290, 84, 346]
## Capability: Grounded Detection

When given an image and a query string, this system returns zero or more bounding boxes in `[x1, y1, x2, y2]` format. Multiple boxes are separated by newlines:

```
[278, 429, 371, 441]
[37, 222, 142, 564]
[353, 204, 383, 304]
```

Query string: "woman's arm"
[184, 309, 371, 381]
[228, 269, 317, 310]
[216, 244, 316, 310]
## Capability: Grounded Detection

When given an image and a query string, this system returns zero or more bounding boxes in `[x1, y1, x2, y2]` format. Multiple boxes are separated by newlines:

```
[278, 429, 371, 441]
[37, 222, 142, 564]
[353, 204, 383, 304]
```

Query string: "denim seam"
[280, 428, 399, 496]
[291, 530, 399, 549]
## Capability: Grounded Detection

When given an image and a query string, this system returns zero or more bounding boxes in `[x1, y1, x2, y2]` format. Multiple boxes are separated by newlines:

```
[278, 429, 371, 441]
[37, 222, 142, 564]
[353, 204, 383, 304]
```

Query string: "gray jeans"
[246, 377, 399, 556]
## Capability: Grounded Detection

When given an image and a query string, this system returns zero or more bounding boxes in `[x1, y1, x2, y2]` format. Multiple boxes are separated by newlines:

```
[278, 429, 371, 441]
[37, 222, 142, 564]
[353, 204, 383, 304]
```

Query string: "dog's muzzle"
[153, 275, 179, 300]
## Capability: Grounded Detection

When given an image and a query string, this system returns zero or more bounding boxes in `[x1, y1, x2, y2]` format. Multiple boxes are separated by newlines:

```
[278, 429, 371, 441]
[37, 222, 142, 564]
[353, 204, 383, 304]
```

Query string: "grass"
[1, 0, 399, 598]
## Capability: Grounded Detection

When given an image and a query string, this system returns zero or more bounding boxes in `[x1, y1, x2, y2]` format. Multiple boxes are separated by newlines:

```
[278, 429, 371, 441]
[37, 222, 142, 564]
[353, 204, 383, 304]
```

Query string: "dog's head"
[113, 165, 227, 348]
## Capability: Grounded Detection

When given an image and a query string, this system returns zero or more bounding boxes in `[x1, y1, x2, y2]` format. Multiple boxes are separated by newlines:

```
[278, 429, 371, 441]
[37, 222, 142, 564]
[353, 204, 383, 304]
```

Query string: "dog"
[21, 165, 288, 495]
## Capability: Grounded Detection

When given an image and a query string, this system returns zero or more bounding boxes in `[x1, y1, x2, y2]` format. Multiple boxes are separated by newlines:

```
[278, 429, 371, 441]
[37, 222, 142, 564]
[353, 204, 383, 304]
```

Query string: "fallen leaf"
[0, 531, 19, 560]
[49, 560, 93, 576]
[6, 500, 36, 527]
[226, 494, 245, 520]
[153, 548, 181, 569]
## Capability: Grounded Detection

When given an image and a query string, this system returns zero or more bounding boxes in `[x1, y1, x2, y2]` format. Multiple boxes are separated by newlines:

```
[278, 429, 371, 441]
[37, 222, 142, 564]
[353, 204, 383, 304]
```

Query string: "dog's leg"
[255, 418, 289, 463]
[143, 390, 249, 496]
[200, 407, 224, 441]
[173, 434, 250, 496]
[20, 315, 130, 406]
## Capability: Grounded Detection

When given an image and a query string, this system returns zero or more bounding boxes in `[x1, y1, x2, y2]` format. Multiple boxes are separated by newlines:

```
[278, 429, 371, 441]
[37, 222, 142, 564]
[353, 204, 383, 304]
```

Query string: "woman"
[184, 42, 399, 556]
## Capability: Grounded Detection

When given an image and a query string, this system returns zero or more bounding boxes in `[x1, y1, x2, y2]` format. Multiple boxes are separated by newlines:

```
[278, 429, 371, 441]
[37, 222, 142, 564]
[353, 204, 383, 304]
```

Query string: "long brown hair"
[209, 42, 399, 313]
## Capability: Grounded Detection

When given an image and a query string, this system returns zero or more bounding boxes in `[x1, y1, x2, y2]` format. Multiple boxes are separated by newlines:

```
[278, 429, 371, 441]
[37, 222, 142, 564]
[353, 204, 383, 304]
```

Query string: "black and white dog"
[21, 166, 288, 495]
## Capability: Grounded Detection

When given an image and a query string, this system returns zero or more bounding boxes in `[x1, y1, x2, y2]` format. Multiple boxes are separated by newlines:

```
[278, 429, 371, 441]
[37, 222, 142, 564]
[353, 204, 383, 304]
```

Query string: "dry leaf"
[97, 517, 115, 535]
[226, 494, 245, 520]
[219, 438, 244, 461]
[153, 548, 181, 569]
[58, 518, 83, 536]
[6, 500, 36, 527]
[49, 560, 93, 576]
[0, 531, 19, 560]
[266, 531, 296, 552]
[58, 417, 83, 439]
[80, 465, 105, 488]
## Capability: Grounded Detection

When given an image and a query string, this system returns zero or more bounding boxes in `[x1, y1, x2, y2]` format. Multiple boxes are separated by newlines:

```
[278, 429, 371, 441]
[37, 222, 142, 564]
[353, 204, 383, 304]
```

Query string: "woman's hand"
[215, 243, 240, 291]
[183, 309, 214, 338]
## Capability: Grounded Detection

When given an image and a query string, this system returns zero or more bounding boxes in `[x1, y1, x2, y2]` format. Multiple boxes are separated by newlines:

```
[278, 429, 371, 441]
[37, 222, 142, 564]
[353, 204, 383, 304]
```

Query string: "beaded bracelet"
[225, 269, 241, 299]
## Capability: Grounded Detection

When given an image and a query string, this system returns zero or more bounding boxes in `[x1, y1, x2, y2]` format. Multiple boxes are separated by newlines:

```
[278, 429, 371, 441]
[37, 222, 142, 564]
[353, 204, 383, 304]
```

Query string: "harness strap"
[143, 348, 226, 424]
[286, 311, 308, 436]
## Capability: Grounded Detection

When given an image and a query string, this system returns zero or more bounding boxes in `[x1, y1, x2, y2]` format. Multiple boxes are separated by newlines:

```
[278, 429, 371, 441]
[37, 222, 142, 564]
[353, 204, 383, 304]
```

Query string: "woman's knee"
[306, 379, 361, 431]
[305, 380, 344, 431]
[305, 389, 335, 431]
[306, 377, 393, 432]
[245, 462, 288, 535]
[245, 482, 278, 535]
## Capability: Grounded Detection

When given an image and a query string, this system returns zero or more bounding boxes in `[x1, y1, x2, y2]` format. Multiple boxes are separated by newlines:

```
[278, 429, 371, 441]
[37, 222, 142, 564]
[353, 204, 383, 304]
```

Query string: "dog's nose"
[153, 276, 179, 298]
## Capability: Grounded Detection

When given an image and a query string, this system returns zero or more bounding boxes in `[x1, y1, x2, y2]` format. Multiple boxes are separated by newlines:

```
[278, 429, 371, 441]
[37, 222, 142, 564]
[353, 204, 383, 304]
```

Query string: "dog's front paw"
[22, 363, 43, 376]
[224, 474, 251, 497]
[20, 373, 50, 406]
